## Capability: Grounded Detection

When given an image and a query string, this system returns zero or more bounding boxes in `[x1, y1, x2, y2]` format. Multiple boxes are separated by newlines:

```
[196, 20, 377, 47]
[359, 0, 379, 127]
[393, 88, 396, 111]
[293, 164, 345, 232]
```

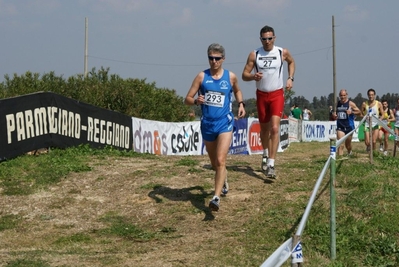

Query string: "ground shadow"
[148, 185, 215, 221]
[202, 164, 274, 184]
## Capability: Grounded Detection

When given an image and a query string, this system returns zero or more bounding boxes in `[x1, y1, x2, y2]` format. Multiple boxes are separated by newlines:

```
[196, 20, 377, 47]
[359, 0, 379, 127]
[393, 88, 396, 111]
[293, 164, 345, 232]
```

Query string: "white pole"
[84, 17, 88, 78]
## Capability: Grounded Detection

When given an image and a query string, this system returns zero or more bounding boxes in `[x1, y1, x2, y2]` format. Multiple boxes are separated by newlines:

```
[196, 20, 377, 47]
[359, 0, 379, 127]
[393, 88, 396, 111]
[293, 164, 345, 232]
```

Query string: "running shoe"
[221, 177, 229, 195]
[379, 144, 384, 152]
[383, 150, 388, 156]
[209, 196, 220, 211]
[266, 166, 276, 179]
[366, 145, 370, 152]
[261, 156, 268, 171]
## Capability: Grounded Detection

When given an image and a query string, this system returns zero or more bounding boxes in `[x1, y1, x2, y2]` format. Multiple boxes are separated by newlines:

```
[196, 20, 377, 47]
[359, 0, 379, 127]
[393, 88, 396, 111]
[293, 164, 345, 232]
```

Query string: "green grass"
[0, 214, 21, 231]
[0, 144, 149, 195]
[99, 217, 155, 240]
[1, 143, 399, 266]
[5, 259, 51, 267]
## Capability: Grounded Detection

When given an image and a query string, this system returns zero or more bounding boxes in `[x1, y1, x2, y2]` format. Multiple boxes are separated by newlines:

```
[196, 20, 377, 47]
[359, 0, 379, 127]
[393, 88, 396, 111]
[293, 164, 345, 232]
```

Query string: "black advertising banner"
[0, 92, 133, 161]
[280, 119, 289, 150]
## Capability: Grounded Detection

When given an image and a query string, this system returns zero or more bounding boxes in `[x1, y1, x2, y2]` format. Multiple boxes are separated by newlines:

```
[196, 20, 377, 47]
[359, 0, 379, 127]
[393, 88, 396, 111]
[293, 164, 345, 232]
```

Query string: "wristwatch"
[194, 99, 198, 106]
[288, 76, 294, 82]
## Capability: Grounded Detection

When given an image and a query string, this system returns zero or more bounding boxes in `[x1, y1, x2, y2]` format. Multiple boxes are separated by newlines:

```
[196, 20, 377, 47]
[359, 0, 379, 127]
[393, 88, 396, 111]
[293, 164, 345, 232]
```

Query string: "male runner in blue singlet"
[185, 43, 246, 212]
[332, 89, 361, 156]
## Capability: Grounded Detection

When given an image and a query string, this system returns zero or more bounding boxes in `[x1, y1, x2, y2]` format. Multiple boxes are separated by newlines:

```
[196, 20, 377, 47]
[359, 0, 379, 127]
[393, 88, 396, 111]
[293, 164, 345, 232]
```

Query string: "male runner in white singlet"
[242, 25, 295, 179]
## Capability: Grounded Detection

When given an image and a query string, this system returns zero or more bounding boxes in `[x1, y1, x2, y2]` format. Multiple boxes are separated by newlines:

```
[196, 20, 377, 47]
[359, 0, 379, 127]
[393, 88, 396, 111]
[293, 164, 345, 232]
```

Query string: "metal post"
[329, 138, 336, 260]
[332, 16, 337, 114]
[84, 17, 88, 78]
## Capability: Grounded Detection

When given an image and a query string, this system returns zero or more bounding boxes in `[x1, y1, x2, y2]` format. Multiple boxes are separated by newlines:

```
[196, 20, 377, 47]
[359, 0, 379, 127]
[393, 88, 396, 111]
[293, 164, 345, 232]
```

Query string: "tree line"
[0, 67, 192, 122]
[222, 89, 399, 121]
[1, 68, 398, 122]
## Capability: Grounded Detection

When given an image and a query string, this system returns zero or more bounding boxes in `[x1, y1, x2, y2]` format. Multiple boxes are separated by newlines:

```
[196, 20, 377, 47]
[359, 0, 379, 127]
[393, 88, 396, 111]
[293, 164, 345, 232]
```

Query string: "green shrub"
[0, 67, 191, 122]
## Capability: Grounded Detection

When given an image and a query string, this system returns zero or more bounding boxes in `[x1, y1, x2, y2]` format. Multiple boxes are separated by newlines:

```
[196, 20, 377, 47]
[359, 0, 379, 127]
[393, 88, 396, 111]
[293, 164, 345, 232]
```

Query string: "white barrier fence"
[260, 114, 399, 266]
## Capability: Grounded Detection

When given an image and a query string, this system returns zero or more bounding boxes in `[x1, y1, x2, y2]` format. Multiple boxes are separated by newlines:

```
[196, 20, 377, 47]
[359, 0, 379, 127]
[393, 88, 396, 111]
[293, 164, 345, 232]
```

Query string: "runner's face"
[382, 101, 388, 109]
[208, 53, 224, 69]
[368, 91, 375, 101]
[260, 32, 275, 50]
[339, 91, 347, 102]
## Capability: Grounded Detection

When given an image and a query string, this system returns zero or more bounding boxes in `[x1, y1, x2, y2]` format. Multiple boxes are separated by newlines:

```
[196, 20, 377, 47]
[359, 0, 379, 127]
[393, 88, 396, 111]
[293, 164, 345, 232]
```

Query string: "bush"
[0, 67, 191, 122]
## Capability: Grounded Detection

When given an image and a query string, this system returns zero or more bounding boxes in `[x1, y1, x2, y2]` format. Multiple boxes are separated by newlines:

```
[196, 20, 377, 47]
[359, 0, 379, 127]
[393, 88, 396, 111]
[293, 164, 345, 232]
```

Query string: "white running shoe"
[209, 196, 220, 211]
[266, 166, 276, 179]
[261, 156, 268, 171]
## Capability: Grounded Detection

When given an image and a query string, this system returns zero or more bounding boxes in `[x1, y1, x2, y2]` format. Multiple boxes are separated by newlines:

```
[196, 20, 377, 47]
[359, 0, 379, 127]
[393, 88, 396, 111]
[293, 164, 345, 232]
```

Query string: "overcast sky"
[1, 0, 398, 102]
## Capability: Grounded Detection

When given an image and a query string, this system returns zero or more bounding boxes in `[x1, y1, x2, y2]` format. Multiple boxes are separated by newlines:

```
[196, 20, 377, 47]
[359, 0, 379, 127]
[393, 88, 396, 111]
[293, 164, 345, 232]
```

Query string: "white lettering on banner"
[231, 128, 247, 147]
[250, 131, 262, 147]
[86, 117, 129, 149]
[171, 125, 199, 153]
[6, 107, 130, 149]
[6, 107, 81, 143]
[305, 124, 325, 139]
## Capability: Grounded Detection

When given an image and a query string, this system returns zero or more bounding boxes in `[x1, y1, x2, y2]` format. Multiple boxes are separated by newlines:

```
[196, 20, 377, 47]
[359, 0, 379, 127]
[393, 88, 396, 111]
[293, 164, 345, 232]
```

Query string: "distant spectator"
[302, 106, 312, 121]
[291, 104, 302, 120]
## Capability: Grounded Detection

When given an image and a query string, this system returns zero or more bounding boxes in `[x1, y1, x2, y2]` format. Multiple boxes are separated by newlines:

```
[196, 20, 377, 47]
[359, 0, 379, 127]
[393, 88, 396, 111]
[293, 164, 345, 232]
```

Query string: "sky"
[1, 0, 398, 103]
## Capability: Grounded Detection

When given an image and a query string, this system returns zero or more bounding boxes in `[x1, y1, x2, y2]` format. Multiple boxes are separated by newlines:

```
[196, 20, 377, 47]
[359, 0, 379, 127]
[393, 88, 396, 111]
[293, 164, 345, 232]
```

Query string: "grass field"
[0, 141, 399, 267]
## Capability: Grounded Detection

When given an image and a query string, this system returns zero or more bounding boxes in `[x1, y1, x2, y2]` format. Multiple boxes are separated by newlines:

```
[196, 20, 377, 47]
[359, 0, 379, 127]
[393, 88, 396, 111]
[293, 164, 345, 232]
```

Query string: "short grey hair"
[207, 43, 225, 57]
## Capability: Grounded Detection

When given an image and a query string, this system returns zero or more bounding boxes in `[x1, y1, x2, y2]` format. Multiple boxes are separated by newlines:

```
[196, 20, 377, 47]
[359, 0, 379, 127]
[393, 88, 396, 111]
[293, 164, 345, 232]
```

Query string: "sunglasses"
[261, 37, 274, 41]
[208, 56, 223, 61]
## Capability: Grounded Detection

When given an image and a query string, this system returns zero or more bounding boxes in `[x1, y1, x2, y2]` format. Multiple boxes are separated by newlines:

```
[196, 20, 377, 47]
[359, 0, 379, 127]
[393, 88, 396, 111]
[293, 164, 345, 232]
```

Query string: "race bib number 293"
[205, 91, 225, 107]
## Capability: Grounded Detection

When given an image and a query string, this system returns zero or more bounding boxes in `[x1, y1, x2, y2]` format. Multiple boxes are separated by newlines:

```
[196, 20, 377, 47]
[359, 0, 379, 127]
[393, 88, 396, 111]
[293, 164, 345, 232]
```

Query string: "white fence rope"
[260, 113, 399, 267]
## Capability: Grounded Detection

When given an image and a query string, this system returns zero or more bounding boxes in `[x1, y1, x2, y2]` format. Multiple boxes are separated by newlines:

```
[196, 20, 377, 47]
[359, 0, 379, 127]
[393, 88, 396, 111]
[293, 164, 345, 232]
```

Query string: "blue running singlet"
[199, 69, 234, 141]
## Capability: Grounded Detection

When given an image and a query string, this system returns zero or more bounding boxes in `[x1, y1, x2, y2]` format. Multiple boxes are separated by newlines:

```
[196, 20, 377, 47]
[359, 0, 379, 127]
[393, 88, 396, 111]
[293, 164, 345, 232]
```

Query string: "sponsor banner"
[291, 241, 304, 263]
[247, 118, 289, 155]
[202, 118, 249, 155]
[288, 117, 300, 142]
[0, 92, 133, 161]
[304, 121, 360, 142]
[302, 121, 331, 142]
[229, 118, 249, 155]
[280, 119, 289, 150]
[132, 118, 202, 155]
[248, 118, 263, 154]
